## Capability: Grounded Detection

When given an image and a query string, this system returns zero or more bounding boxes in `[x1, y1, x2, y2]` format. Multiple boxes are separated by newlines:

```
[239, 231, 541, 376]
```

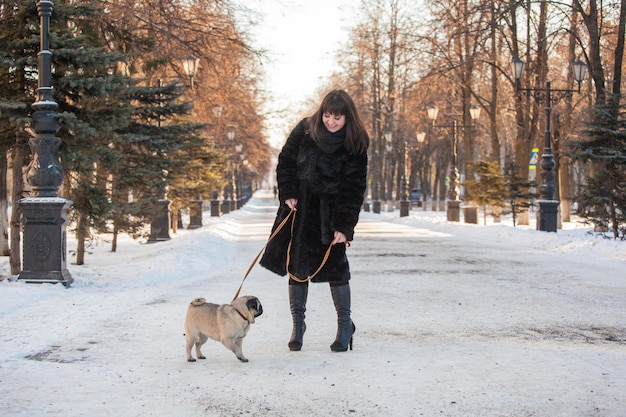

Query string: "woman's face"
[322, 112, 346, 133]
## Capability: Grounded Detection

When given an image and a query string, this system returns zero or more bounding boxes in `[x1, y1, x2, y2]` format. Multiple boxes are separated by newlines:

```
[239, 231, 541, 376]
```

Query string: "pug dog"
[184, 295, 263, 363]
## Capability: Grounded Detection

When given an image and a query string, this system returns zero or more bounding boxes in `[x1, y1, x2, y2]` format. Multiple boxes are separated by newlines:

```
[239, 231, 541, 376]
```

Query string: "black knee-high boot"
[288, 284, 308, 351]
[330, 283, 355, 352]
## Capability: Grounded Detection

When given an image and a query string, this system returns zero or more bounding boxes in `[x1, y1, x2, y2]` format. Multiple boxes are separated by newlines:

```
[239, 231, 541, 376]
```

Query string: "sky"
[247, 0, 357, 147]
[1, 190, 625, 416]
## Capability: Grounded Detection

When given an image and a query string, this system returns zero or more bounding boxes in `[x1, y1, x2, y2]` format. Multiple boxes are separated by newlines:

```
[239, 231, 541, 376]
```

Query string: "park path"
[1, 190, 624, 417]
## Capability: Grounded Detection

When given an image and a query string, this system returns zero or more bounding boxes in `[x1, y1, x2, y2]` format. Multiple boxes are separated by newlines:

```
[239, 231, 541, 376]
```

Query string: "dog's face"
[246, 297, 263, 318]
[240, 296, 263, 323]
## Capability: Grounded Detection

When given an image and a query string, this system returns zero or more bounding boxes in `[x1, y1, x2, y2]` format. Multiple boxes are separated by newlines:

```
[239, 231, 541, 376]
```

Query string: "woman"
[260, 89, 369, 352]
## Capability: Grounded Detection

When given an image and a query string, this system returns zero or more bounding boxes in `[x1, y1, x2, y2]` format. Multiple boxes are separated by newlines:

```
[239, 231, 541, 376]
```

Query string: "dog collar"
[232, 306, 249, 322]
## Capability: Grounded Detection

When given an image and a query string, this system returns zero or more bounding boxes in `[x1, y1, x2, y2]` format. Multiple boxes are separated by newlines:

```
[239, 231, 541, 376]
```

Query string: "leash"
[285, 211, 334, 284]
[232, 208, 295, 301]
[232, 207, 339, 301]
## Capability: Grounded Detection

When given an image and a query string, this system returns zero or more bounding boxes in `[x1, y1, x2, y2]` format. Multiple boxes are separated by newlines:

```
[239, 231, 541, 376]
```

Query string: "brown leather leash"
[232, 207, 338, 301]
[285, 209, 335, 284]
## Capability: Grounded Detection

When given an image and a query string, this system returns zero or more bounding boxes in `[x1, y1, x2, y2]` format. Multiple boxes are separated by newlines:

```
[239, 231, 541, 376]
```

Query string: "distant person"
[260, 89, 369, 352]
[273, 186, 277, 198]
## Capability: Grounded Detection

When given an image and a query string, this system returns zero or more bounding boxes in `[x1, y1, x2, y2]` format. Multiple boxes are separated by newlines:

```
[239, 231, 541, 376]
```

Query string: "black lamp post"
[225, 126, 237, 212]
[415, 132, 427, 210]
[18, 1, 73, 285]
[234, 144, 243, 209]
[406, 132, 426, 213]
[398, 134, 425, 217]
[399, 139, 410, 217]
[182, 56, 204, 229]
[209, 104, 224, 215]
[512, 58, 587, 232]
[237, 151, 246, 208]
[427, 103, 480, 222]
[384, 131, 394, 209]
[372, 147, 382, 214]
[148, 78, 172, 242]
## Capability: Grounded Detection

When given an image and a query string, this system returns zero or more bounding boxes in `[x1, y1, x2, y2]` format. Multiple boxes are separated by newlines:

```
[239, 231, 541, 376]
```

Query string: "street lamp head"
[183, 56, 199, 89]
[227, 125, 235, 141]
[427, 104, 439, 121]
[212, 104, 223, 119]
[469, 104, 481, 121]
[384, 131, 392, 143]
[512, 57, 525, 80]
[183, 55, 199, 78]
[572, 60, 587, 84]
[416, 131, 426, 143]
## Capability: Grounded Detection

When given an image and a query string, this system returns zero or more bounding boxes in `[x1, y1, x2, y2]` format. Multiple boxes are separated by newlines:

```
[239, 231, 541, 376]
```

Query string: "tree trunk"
[76, 213, 87, 266]
[171, 207, 179, 234]
[0, 148, 9, 256]
[559, 2, 581, 224]
[613, 0, 626, 98]
[489, 1, 501, 170]
[575, 0, 607, 104]
[9, 137, 25, 276]
[112, 225, 118, 253]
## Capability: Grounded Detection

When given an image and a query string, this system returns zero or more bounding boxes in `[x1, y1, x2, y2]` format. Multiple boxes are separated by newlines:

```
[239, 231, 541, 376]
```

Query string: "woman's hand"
[332, 231, 347, 245]
[285, 198, 298, 211]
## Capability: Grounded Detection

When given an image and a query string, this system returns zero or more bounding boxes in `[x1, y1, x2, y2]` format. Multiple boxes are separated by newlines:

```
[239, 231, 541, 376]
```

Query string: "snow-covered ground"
[1, 190, 624, 416]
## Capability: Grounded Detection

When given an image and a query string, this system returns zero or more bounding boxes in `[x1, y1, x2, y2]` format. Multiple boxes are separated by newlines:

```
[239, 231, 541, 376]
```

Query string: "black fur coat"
[260, 118, 368, 283]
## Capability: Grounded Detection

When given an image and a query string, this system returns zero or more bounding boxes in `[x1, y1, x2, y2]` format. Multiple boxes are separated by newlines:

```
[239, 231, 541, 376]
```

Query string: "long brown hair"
[308, 89, 370, 155]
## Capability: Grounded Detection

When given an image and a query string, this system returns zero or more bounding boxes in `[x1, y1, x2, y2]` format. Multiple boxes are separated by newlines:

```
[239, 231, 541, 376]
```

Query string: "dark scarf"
[311, 125, 346, 154]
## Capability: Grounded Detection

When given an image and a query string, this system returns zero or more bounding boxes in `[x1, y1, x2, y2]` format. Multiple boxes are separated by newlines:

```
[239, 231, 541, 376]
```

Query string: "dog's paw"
[237, 357, 249, 363]
[187, 358, 196, 362]
[198, 355, 206, 360]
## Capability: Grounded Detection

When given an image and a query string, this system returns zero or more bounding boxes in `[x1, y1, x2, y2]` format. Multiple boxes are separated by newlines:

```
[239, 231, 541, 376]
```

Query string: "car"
[411, 189, 423, 207]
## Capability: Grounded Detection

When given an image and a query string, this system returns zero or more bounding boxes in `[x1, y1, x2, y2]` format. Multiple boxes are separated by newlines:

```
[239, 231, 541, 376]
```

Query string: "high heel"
[288, 284, 308, 351]
[330, 284, 354, 352]
[330, 322, 355, 352]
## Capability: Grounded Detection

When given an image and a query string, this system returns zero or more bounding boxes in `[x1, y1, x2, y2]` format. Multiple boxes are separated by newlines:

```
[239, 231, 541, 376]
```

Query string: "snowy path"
[0, 190, 624, 416]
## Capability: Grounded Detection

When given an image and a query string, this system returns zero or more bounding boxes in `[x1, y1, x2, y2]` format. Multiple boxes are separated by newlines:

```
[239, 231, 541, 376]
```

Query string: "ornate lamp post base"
[148, 200, 171, 242]
[399, 175, 409, 217]
[537, 200, 558, 232]
[18, 198, 73, 286]
[210, 199, 221, 217]
[399, 200, 410, 217]
[188, 199, 203, 229]
[372, 182, 381, 214]
[222, 200, 231, 214]
[447, 200, 461, 222]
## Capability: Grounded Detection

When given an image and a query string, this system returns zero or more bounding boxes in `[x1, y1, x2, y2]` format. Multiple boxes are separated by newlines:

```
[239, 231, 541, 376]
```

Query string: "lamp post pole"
[415, 132, 427, 210]
[235, 145, 243, 209]
[18, 0, 73, 285]
[399, 134, 425, 217]
[372, 147, 381, 213]
[427, 104, 480, 222]
[148, 78, 172, 242]
[512, 58, 587, 232]
[182, 56, 204, 229]
[207, 104, 224, 214]
[397, 140, 408, 217]
[226, 126, 237, 212]
[384, 131, 394, 211]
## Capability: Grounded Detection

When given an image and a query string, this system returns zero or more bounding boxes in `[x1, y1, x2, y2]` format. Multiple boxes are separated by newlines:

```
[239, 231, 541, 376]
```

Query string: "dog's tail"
[190, 297, 206, 306]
